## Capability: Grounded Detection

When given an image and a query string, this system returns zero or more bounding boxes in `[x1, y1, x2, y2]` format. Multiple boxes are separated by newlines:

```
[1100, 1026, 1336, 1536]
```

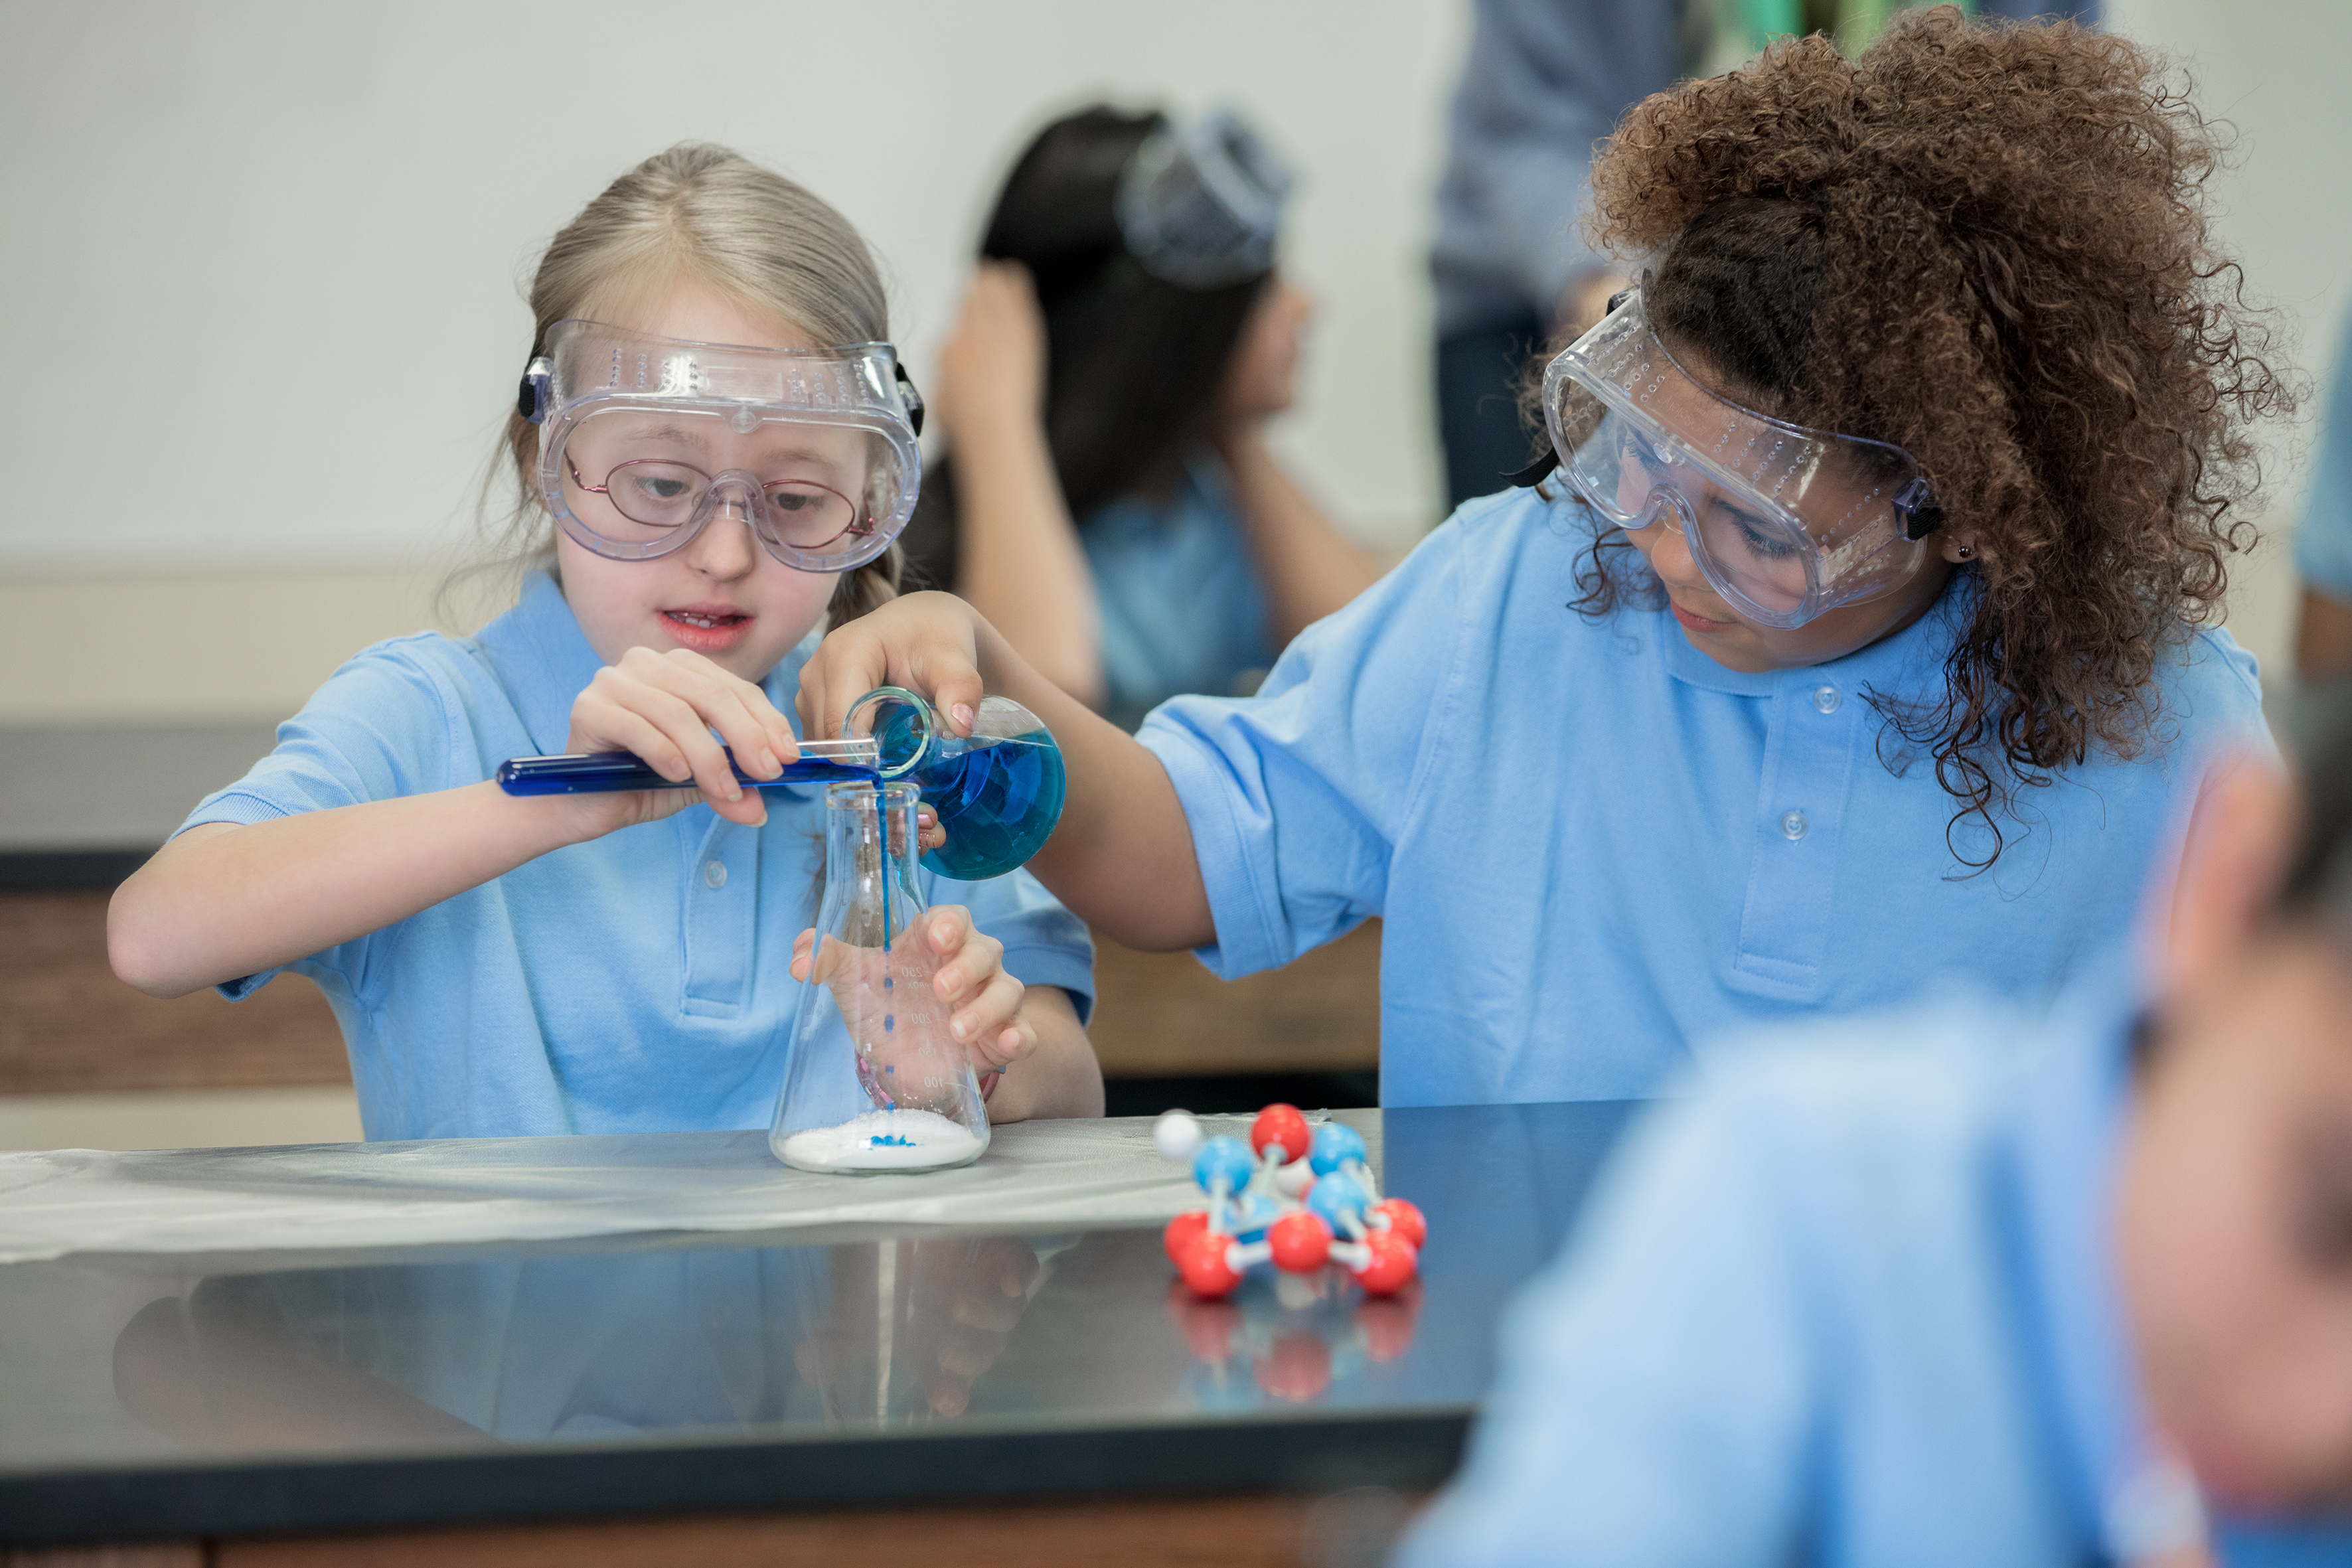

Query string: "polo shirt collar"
[473, 573, 605, 757]
[473, 572, 826, 758]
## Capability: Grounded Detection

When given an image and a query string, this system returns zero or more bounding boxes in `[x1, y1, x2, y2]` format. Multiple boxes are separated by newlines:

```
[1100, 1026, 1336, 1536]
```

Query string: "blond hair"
[465, 143, 902, 626]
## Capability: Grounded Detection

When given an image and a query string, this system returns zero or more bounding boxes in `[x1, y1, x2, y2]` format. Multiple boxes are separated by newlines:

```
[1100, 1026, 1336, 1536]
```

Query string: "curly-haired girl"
[796, 7, 2290, 1105]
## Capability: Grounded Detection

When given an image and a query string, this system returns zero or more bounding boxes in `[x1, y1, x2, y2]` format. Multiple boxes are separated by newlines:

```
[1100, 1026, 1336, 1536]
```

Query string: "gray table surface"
[0, 1101, 1642, 1545]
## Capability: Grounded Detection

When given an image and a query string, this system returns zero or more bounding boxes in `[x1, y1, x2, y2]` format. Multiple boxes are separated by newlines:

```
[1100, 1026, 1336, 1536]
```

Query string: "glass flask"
[769, 780, 990, 1174]
[842, 687, 1067, 883]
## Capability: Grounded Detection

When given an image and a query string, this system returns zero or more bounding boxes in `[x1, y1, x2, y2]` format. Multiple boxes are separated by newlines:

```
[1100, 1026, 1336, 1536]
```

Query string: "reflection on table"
[107, 1229, 1441, 1462]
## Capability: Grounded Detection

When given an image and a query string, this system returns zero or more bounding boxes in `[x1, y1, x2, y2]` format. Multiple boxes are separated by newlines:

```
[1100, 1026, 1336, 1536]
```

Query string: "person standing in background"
[901, 107, 1384, 732]
[1433, 0, 2104, 509]
[2296, 316, 2352, 688]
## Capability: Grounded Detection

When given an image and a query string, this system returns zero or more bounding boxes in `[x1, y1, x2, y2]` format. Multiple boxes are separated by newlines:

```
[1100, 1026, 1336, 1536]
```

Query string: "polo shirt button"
[1812, 684, 1841, 714]
[703, 859, 728, 890]
[1780, 809, 1809, 841]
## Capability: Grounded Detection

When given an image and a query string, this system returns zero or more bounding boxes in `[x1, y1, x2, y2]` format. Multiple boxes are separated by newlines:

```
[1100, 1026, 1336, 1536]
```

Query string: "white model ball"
[1154, 1109, 1204, 1164]
[1273, 1159, 1317, 1200]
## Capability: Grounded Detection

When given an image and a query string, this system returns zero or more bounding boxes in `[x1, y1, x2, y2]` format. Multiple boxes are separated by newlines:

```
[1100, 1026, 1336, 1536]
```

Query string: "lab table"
[0, 1102, 1642, 1561]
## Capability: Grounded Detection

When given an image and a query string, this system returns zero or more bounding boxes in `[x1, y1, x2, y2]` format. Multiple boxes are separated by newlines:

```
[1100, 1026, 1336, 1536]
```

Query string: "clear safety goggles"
[1531, 288, 1940, 629]
[520, 319, 926, 574]
[1115, 110, 1294, 288]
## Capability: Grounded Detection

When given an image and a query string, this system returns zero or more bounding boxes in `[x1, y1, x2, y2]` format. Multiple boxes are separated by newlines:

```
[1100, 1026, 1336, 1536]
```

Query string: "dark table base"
[17, 1488, 1428, 1568]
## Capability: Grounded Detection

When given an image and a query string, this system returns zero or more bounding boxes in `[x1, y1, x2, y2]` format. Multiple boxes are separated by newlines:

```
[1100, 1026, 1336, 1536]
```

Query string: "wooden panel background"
[0, 892, 348, 1094]
[0, 893, 1380, 1096]
[1088, 923, 1382, 1076]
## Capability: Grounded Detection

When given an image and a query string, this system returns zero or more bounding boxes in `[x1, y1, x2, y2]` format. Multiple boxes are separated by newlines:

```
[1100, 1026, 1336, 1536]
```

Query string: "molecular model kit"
[1154, 1104, 1427, 1300]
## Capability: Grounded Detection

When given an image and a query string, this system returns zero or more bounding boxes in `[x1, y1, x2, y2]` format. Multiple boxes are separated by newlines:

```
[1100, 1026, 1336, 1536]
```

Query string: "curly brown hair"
[1565, 6, 2294, 868]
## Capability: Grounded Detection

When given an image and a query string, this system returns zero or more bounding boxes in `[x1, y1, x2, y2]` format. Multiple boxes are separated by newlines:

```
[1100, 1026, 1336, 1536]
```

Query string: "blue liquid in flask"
[869, 702, 1067, 883]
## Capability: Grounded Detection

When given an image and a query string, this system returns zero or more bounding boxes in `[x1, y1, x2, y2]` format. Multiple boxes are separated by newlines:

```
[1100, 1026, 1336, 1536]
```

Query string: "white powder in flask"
[777, 1108, 987, 1174]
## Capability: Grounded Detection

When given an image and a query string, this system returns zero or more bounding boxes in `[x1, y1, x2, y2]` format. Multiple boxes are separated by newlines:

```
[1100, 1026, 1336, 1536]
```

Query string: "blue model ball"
[1228, 1190, 1283, 1244]
[1308, 1122, 1368, 1176]
[1307, 1170, 1368, 1233]
[1192, 1135, 1257, 1196]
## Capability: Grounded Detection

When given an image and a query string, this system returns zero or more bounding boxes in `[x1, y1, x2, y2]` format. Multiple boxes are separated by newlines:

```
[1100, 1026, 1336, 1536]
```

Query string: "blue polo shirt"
[2297, 313, 2352, 604]
[1396, 961, 2352, 1566]
[1081, 453, 1276, 731]
[177, 574, 1095, 1142]
[1138, 486, 2270, 1105]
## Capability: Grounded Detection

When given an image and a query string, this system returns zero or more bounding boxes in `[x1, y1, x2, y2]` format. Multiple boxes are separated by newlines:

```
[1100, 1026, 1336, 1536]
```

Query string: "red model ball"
[1372, 1197, 1428, 1249]
[1267, 1210, 1332, 1273]
[1250, 1102, 1312, 1164]
[1178, 1230, 1243, 1298]
[1350, 1230, 1419, 1297]
[1163, 1210, 1210, 1266]
[1356, 1280, 1424, 1362]
[1166, 1283, 1241, 1362]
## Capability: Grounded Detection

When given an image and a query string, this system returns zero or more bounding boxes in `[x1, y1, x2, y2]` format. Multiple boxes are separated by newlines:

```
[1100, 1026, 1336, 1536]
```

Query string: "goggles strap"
[1893, 475, 1942, 542]
[518, 356, 552, 425]
[895, 361, 926, 438]
[1507, 451, 1561, 489]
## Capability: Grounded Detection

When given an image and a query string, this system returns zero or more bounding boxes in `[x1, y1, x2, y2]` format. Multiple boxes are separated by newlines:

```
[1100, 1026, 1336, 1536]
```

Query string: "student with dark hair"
[899, 106, 1383, 730]
[805, 11, 2288, 1106]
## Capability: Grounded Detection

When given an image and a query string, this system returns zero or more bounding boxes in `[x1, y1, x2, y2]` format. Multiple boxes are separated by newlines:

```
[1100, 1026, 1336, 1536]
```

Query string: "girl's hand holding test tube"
[558, 644, 804, 831]
[557, 643, 948, 847]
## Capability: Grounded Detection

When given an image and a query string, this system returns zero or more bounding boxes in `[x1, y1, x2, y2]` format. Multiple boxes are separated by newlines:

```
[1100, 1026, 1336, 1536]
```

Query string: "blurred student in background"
[899, 107, 1384, 732]
[1433, 0, 2104, 509]
[1399, 734, 2352, 1565]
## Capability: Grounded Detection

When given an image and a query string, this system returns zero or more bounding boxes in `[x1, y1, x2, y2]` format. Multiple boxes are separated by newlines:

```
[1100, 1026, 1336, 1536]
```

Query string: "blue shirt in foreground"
[2297, 312, 2352, 604]
[1137, 486, 2269, 1106]
[1081, 453, 1275, 732]
[178, 574, 1094, 1142]
[1395, 961, 2352, 1567]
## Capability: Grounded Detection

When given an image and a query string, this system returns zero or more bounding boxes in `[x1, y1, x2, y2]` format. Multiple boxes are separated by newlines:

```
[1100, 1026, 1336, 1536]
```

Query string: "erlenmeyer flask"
[769, 781, 991, 1174]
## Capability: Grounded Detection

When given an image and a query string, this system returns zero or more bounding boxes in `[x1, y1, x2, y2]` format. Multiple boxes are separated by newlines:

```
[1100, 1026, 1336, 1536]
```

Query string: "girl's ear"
[1938, 534, 1979, 564]
[2154, 751, 2300, 1002]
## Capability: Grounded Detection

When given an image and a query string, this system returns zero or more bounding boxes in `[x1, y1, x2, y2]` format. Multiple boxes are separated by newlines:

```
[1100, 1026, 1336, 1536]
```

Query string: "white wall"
[0, 0, 1466, 576]
[2106, 0, 2352, 509]
[0, 1, 2343, 717]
